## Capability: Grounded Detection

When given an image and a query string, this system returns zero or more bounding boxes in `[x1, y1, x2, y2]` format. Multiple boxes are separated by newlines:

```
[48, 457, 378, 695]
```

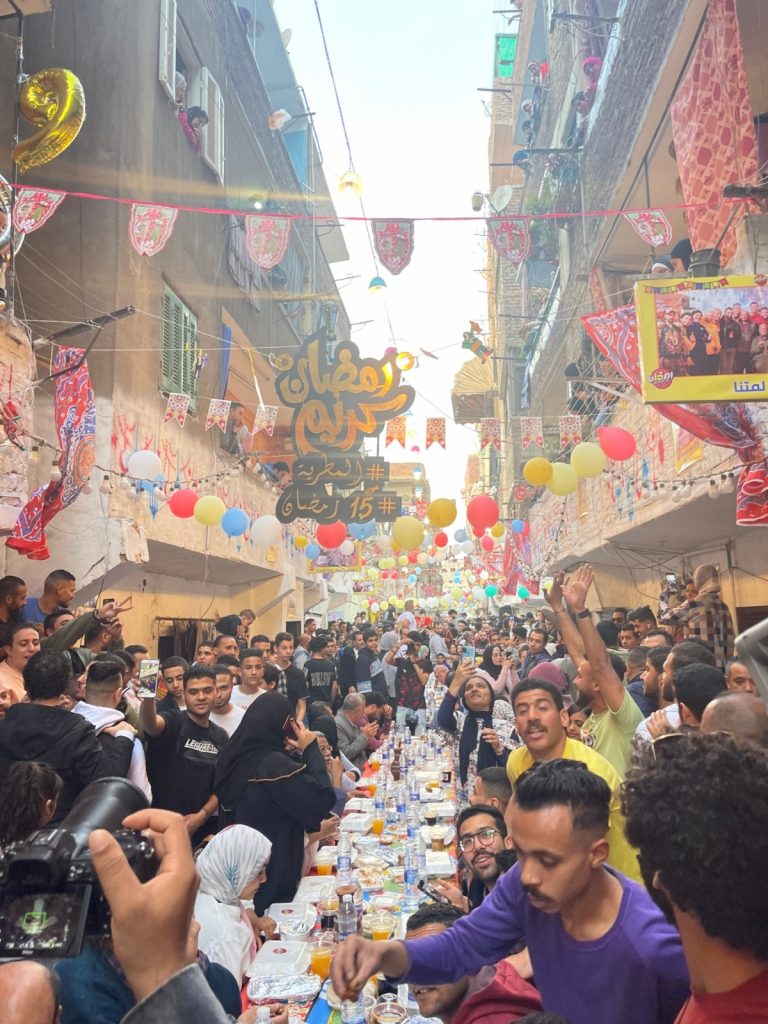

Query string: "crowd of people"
[0, 559, 765, 1023]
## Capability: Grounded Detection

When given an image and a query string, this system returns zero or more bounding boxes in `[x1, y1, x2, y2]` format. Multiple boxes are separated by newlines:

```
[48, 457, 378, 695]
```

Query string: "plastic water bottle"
[417, 833, 428, 878]
[395, 782, 406, 817]
[341, 993, 366, 1024]
[336, 833, 352, 885]
[403, 839, 419, 909]
[406, 808, 419, 839]
[374, 790, 386, 818]
[338, 893, 357, 940]
[408, 769, 420, 805]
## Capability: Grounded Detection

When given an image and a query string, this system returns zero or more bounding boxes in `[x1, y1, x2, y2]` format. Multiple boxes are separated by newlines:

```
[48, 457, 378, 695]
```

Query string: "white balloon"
[250, 514, 282, 546]
[127, 449, 162, 480]
[461, 540, 473, 554]
[376, 534, 393, 550]
[340, 539, 355, 556]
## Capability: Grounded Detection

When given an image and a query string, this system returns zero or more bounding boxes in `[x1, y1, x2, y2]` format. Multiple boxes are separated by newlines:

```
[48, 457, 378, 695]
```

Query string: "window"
[495, 34, 518, 79]
[158, 0, 177, 101]
[189, 67, 225, 183]
[160, 286, 198, 412]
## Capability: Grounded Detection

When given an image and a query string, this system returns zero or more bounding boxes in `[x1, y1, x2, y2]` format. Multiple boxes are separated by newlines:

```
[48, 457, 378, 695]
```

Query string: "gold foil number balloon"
[13, 69, 86, 173]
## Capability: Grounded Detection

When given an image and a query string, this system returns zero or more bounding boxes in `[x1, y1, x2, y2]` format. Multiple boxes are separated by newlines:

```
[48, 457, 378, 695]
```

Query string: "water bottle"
[336, 833, 352, 885]
[403, 839, 419, 909]
[406, 808, 419, 839]
[417, 833, 428, 878]
[395, 782, 406, 818]
[374, 790, 386, 817]
[341, 993, 366, 1024]
[338, 893, 358, 940]
[408, 769, 420, 805]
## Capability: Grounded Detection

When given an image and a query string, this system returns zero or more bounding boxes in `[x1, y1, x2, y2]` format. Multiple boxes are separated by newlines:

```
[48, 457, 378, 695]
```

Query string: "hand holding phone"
[137, 659, 160, 699]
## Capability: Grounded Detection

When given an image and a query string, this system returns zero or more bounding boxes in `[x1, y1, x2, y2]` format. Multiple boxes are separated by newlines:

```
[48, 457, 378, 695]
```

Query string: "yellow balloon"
[380, 600, 390, 610]
[294, 535, 308, 549]
[194, 495, 226, 526]
[451, 587, 463, 600]
[427, 498, 457, 529]
[490, 521, 505, 538]
[14, 68, 86, 173]
[392, 516, 425, 550]
[546, 463, 579, 496]
[524, 457, 553, 487]
[440, 596, 451, 608]
[398, 554, 408, 567]
[570, 441, 607, 478]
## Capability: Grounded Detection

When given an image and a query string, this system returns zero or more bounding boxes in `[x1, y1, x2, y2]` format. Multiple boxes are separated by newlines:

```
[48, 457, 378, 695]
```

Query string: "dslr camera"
[0, 777, 154, 958]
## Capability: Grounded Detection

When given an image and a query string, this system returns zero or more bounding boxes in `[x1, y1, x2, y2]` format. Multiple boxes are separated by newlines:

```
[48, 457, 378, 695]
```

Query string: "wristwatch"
[576, 609, 591, 620]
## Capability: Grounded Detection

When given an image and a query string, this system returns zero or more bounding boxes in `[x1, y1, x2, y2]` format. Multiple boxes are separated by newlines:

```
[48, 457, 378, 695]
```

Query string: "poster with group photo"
[635, 274, 768, 403]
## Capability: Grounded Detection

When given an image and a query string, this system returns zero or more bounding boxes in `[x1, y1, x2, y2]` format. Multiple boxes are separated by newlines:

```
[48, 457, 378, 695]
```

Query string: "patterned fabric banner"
[372, 220, 415, 275]
[425, 417, 446, 449]
[253, 405, 278, 438]
[622, 209, 673, 248]
[520, 416, 543, 450]
[12, 188, 65, 234]
[7, 348, 95, 559]
[205, 398, 231, 432]
[245, 215, 291, 270]
[487, 217, 531, 263]
[129, 204, 178, 257]
[670, 0, 758, 265]
[480, 417, 501, 449]
[386, 415, 406, 447]
[164, 392, 190, 427]
[559, 414, 582, 448]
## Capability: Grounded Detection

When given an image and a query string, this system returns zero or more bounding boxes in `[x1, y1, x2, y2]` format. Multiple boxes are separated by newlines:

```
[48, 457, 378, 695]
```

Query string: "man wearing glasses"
[611, 608, 627, 627]
[434, 804, 509, 911]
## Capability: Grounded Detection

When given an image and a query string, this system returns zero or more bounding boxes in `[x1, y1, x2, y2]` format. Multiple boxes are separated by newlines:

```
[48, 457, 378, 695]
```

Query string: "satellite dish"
[490, 185, 513, 214]
[281, 28, 293, 46]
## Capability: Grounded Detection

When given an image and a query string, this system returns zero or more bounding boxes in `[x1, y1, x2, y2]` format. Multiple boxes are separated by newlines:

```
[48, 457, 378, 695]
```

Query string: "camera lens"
[62, 778, 149, 848]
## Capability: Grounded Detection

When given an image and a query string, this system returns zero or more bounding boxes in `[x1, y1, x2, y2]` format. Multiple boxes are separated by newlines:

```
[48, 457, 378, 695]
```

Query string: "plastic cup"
[316, 849, 335, 875]
[371, 817, 385, 836]
[310, 933, 336, 980]
[367, 780, 378, 796]
[368, 911, 396, 941]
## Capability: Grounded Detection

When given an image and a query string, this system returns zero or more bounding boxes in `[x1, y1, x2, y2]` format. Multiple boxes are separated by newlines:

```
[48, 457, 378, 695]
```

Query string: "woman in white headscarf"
[194, 824, 273, 984]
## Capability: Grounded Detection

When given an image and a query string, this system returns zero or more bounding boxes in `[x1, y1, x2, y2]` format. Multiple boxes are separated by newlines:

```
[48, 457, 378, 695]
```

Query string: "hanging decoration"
[523, 457, 553, 486]
[425, 416, 446, 449]
[461, 322, 492, 362]
[129, 203, 179, 257]
[487, 216, 531, 263]
[13, 68, 86, 173]
[244, 214, 291, 270]
[622, 209, 673, 248]
[268, 109, 291, 130]
[276, 455, 403, 525]
[558, 414, 582, 448]
[520, 416, 544, 450]
[12, 188, 65, 234]
[426, 498, 457, 529]
[480, 418, 501, 450]
[570, 441, 607, 478]
[372, 219, 415, 275]
[7, 348, 95, 559]
[163, 392, 190, 427]
[386, 415, 406, 448]
[466, 494, 499, 530]
[205, 398, 231, 432]
[252, 405, 278, 437]
[395, 351, 416, 371]
[168, 488, 199, 518]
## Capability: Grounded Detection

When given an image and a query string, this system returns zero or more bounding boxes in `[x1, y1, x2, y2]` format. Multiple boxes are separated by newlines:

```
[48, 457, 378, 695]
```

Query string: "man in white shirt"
[230, 648, 265, 710]
[397, 599, 418, 632]
[209, 664, 246, 736]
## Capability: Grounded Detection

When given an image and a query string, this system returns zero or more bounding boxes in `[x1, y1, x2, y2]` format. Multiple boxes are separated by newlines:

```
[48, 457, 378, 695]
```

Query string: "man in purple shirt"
[331, 760, 689, 1024]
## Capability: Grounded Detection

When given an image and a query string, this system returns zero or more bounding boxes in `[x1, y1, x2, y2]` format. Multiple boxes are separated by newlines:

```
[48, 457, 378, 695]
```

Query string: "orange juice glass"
[316, 849, 335, 875]
[309, 933, 335, 980]
[367, 780, 378, 797]
[369, 912, 396, 941]
[371, 816, 385, 836]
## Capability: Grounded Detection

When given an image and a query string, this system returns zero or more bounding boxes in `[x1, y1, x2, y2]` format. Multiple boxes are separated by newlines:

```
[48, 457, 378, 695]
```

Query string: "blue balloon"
[511, 519, 525, 534]
[221, 507, 249, 538]
[305, 543, 320, 559]
[349, 521, 375, 540]
[415, 567, 422, 575]
[408, 574, 417, 583]
[454, 529, 468, 542]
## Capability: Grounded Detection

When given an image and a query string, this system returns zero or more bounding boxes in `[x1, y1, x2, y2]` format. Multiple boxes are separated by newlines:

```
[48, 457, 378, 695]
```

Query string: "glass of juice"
[371, 816, 385, 836]
[316, 848, 335, 875]
[368, 912, 396, 941]
[367, 780, 378, 797]
[309, 932, 336, 980]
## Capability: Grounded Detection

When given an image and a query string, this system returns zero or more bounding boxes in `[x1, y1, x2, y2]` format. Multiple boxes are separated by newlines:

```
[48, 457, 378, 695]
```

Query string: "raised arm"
[543, 571, 585, 663]
[562, 565, 626, 713]
[139, 697, 167, 737]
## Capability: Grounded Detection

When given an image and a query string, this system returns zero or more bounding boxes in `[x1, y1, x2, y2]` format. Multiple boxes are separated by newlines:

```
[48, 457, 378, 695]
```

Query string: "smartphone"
[137, 659, 160, 699]
[462, 646, 476, 663]
[417, 879, 454, 906]
[282, 715, 299, 741]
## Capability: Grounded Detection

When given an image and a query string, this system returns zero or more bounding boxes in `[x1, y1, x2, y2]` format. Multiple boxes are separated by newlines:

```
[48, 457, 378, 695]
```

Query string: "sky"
[274, 0, 514, 503]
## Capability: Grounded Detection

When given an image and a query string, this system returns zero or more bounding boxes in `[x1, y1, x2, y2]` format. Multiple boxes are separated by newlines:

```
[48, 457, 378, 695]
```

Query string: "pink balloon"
[597, 426, 636, 461]
[481, 535, 494, 552]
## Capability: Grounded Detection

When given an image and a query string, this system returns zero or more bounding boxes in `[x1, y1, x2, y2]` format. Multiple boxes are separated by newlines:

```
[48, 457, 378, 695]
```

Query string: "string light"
[719, 473, 736, 495]
[119, 475, 131, 491]
[28, 445, 39, 464]
[99, 474, 112, 495]
[81, 477, 93, 495]
[708, 478, 719, 499]
[49, 460, 62, 483]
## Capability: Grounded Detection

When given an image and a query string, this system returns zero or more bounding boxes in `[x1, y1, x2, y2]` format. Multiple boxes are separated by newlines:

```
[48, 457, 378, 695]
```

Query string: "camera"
[504, 648, 515, 658]
[0, 777, 154, 958]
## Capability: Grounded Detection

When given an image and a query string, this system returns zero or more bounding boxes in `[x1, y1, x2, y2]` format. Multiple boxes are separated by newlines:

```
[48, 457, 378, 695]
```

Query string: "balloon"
[466, 494, 499, 530]
[349, 520, 375, 540]
[417, 552, 428, 565]
[339, 539, 355, 556]
[571, 441, 607, 478]
[221, 507, 248, 537]
[485, 585, 498, 597]
[472, 586, 485, 600]
[408, 551, 418, 564]
[480, 535, 494, 552]
[294, 535, 308, 549]
[168, 488, 199, 518]
[250, 514, 282, 546]
[305, 542, 320, 559]
[511, 519, 525, 534]
[427, 498, 457, 529]
[523, 457, 553, 487]
[461, 540, 473, 554]
[472, 526, 485, 538]
[127, 449, 162, 480]
[597, 426, 636, 461]
[440, 596, 450, 608]
[13, 68, 86, 173]
[480, 570, 490, 581]
[316, 521, 347, 549]
[380, 600, 390, 610]
[490, 522, 505, 538]
[392, 516, 425, 550]
[434, 531, 448, 548]
[408, 574, 417, 583]
[451, 587, 463, 600]
[546, 463, 579, 496]
[521, 522, 530, 537]
[194, 495, 226, 526]
[454, 528, 468, 543]
[398, 554, 408, 567]
[517, 585, 530, 599]
[377, 534, 393, 550]
[370, 602, 380, 613]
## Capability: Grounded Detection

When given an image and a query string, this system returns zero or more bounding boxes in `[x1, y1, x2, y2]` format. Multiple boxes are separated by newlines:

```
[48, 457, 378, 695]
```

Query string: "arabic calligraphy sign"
[276, 455, 403, 524]
[635, 275, 768, 403]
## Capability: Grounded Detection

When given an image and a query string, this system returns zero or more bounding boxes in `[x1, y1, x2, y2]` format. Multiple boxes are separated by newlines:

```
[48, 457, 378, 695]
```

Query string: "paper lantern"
[168, 488, 199, 519]
[221, 507, 248, 537]
[480, 535, 495, 552]
[485, 584, 498, 597]
[546, 463, 579, 496]
[523, 457, 553, 487]
[338, 169, 363, 195]
[427, 498, 457, 529]
[597, 426, 636, 462]
[294, 535, 308, 549]
[392, 516, 425, 550]
[570, 441, 607, 478]
[127, 449, 162, 480]
[316, 521, 347, 549]
[511, 519, 525, 534]
[454, 528, 468, 543]
[339, 539, 355, 556]
[194, 495, 226, 526]
[305, 543, 320, 559]
[466, 494, 499, 530]
[490, 522, 505, 539]
[434, 531, 448, 548]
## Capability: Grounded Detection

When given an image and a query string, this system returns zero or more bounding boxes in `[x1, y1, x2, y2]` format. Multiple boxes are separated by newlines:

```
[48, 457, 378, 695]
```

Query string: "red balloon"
[316, 521, 347, 549]
[597, 426, 636, 462]
[408, 551, 418, 563]
[467, 494, 499, 530]
[472, 526, 485, 538]
[434, 531, 448, 547]
[169, 488, 199, 518]
[481, 535, 495, 552]
[521, 522, 530, 537]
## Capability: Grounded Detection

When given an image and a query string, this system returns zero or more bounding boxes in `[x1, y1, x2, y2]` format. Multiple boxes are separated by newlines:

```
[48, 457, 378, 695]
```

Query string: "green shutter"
[160, 286, 198, 412]
[495, 34, 517, 79]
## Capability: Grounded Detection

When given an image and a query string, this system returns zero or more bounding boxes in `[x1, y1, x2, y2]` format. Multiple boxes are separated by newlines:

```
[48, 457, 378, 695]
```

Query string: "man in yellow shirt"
[506, 677, 641, 883]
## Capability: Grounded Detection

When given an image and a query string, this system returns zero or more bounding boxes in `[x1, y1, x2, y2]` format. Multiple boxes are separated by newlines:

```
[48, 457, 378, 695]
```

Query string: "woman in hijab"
[214, 691, 336, 913]
[194, 825, 273, 984]
[436, 663, 518, 804]
[475, 643, 519, 700]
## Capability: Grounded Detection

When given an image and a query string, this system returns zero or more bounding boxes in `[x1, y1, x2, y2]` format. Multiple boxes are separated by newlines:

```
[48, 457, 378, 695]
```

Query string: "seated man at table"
[335, 693, 378, 770]
[470, 767, 512, 816]
[435, 804, 510, 911]
[405, 902, 542, 1024]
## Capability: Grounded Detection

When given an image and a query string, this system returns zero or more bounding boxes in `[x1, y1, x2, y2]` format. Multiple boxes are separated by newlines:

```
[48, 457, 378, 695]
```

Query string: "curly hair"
[0, 762, 63, 844]
[623, 732, 768, 958]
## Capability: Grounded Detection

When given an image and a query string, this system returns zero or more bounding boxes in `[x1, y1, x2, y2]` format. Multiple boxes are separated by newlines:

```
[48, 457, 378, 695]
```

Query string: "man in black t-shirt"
[139, 665, 228, 846]
[303, 635, 340, 704]
[264, 632, 309, 722]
